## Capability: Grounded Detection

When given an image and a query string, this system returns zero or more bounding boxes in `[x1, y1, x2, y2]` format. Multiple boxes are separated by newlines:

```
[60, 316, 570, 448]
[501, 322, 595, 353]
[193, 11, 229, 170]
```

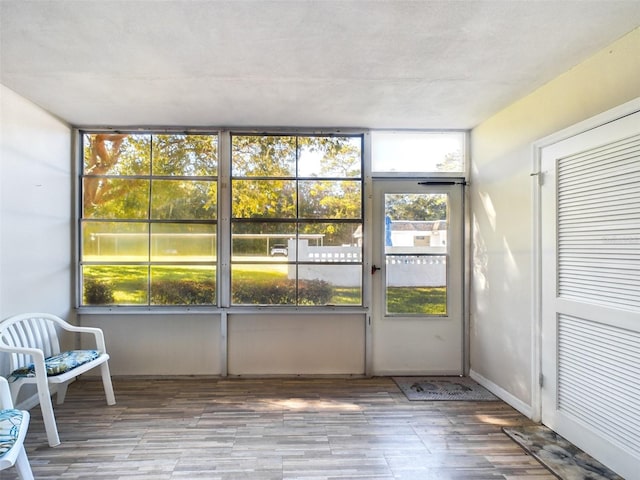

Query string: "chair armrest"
[0, 376, 14, 408]
[0, 344, 49, 389]
[0, 344, 46, 364]
[51, 321, 108, 353]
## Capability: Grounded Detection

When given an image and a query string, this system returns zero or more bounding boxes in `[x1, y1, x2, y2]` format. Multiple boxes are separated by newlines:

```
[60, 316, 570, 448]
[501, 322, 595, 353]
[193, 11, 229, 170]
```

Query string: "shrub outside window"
[231, 134, 364, 306]
[80, 133, 218, 306]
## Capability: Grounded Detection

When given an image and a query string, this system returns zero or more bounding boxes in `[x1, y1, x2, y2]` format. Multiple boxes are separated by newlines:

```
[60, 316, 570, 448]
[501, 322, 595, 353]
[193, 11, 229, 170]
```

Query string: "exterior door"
[540, 109, 640, 479]
[371, 179, 464, 375]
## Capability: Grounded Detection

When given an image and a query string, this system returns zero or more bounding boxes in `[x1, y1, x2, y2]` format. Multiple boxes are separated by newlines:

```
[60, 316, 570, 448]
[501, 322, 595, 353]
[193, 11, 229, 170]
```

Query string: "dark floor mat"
[392, 376, 499, 401]
[503, 425, 624, 480]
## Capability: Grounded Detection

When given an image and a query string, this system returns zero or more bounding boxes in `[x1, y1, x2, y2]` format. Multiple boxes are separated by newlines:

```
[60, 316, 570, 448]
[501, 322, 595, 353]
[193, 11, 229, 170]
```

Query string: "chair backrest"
[0, 313, 62, 370]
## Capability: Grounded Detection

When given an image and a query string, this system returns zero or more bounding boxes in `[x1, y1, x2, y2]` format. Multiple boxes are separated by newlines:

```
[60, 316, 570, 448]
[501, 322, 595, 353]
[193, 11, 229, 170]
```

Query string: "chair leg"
[56, 381, 69, 405]
[14, 446, 34, 480]
[8, 383, 21, 408]
[100, 362, 116, 405]
[37, 384, 60, 447]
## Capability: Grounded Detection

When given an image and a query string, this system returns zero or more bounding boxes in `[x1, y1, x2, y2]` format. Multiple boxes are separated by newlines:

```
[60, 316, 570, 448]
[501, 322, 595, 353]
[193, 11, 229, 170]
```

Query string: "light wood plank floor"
[6, 377, 554, 480]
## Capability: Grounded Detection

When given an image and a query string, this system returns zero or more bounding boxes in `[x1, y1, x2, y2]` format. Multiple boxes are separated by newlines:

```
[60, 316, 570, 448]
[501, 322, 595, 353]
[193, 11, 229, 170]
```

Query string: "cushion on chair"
[0, 409, 23, 457]
[9, 350, 100, 379]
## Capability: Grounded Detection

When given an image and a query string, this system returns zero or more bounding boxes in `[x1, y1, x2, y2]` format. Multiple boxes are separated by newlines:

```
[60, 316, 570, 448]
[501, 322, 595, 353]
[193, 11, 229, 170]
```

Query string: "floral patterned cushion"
[0, 409, 23, 457]
[9, 350, 100, 379]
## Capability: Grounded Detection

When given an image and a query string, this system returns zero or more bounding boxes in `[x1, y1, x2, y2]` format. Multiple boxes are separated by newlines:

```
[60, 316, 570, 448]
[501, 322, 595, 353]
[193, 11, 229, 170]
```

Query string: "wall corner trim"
[469, 369, 534, 420]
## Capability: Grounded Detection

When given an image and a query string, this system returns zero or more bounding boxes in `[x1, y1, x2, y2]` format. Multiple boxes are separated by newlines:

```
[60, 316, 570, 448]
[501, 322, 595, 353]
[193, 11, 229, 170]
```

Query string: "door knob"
[371, 265, 381, 274]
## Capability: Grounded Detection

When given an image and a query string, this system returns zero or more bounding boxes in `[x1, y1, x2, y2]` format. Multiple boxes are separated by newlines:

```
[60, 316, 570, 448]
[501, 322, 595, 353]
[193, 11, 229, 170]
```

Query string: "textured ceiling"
[1, 0, 639, 129]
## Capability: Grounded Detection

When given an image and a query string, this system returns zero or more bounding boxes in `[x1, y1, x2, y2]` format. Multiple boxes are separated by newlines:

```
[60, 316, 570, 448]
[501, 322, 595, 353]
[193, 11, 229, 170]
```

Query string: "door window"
[384, 193, 449, 315]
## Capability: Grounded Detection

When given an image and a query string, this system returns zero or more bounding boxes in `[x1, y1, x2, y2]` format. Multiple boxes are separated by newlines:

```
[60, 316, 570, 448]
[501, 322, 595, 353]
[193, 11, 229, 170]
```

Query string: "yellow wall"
[470, 27, 640, 409]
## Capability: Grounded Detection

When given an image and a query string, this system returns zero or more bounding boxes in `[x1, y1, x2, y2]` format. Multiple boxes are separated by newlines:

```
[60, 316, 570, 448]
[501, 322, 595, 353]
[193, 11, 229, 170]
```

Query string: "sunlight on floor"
[475, 413, 524, 427]
[262, 397, 362, 411]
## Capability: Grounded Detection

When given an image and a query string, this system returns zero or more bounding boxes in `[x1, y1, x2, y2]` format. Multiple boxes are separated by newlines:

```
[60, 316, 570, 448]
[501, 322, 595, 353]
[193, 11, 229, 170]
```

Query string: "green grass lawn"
[83, 263, 445, 312]
[386, 286, 447, 315]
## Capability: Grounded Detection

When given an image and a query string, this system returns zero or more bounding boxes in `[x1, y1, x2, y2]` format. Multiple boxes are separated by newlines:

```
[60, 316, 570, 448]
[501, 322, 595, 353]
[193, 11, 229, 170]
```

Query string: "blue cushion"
[0, 409, 23, 457]
[9, 350, 100, 379]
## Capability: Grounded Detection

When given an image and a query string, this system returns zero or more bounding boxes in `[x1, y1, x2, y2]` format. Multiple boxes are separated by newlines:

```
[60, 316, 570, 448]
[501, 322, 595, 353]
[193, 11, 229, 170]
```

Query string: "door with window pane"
[371, 180, 464, 375]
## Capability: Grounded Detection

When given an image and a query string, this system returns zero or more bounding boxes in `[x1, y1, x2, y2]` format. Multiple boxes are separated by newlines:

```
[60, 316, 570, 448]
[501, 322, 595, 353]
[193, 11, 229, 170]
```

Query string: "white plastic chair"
[0, 313, 116, 447]
[0, 376, 33, 479]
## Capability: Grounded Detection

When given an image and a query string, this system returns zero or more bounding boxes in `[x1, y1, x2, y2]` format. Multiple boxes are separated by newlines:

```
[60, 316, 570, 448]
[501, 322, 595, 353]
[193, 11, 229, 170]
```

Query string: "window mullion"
[218, 131, 232, 308]
[147, 135, 154, 306]
[295, 135, 300, 305]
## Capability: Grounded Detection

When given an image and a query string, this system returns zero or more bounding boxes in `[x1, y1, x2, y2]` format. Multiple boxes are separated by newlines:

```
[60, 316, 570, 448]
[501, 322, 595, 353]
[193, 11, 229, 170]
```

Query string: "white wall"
[77, 312, 365, 376]
[79, 313, 223, 375]
[228, 314, 365, 375]
[0, 85, 72, 320]
[0, 85, 72, 378]
[469, 27, 640, 409]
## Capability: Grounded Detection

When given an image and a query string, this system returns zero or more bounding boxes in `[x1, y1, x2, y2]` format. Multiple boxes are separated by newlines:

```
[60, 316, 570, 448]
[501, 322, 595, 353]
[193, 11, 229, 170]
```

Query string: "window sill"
[76, 305, 369, 315]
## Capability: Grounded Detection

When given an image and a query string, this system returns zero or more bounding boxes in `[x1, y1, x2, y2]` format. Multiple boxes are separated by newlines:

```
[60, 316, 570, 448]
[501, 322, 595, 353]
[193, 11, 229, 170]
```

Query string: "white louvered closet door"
[541, 109, 640, 479]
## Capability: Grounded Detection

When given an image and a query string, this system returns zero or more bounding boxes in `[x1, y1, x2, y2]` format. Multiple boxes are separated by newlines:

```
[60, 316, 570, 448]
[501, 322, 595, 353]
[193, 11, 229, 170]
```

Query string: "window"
[231, 134, 363, 306]
[384, 192, 449, 315]
[371, 131, 465, 174]
[80, 133, 218, 306]
[78, 130, 462, 309]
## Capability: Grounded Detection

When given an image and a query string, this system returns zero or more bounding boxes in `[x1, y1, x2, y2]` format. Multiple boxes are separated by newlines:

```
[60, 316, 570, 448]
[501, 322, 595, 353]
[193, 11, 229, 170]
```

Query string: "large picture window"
[80, 133, 218, 306]
[231, 134, 363, 306]
[79, 130, 462, 309]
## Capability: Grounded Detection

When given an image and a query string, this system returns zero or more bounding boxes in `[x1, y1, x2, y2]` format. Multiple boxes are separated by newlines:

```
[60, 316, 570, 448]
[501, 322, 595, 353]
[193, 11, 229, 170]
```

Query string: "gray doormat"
[503, 425, 624, 480]
[392, 376, 499, 401]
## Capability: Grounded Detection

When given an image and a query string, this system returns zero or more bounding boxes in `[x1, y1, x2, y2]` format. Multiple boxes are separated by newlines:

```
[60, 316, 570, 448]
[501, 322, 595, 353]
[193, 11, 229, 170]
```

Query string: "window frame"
[77, 130, 220, 309]
[229, 133, 365, 307]
[370, 130, 468, 177]
[75, 128, 467, 313]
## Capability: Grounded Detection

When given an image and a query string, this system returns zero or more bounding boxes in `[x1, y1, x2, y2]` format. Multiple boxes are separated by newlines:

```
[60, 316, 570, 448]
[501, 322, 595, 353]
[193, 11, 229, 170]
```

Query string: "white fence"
[290, 240, 446, 287]
[385, 255, 446, 287]
[289, 241, 362, 286]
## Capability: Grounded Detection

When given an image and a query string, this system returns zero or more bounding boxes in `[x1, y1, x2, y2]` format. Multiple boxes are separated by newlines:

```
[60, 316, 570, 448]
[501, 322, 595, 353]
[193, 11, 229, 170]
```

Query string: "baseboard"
[469, 369, 533, 419]
[373, 370, 463, 376]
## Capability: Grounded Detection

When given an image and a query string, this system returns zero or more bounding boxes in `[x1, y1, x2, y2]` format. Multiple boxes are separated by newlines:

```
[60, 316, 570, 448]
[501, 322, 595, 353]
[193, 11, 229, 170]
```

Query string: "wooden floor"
[7, 377, 555, 480]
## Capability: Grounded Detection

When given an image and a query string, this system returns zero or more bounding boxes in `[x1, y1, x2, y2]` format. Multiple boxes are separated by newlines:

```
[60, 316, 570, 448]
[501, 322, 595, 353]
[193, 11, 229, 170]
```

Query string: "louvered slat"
[557, 134, 640, 310]
[557, 314, 640, 455]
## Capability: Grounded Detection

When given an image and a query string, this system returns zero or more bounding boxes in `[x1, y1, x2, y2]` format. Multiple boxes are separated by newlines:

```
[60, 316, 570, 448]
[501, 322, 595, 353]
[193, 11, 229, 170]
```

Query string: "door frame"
[369, 178, 468, 376]
[531, 96, 640, 422]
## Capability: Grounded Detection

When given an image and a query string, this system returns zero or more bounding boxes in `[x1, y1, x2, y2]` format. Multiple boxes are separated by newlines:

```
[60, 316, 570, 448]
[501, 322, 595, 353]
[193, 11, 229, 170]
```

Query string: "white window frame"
[75, 128, 468, 314]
